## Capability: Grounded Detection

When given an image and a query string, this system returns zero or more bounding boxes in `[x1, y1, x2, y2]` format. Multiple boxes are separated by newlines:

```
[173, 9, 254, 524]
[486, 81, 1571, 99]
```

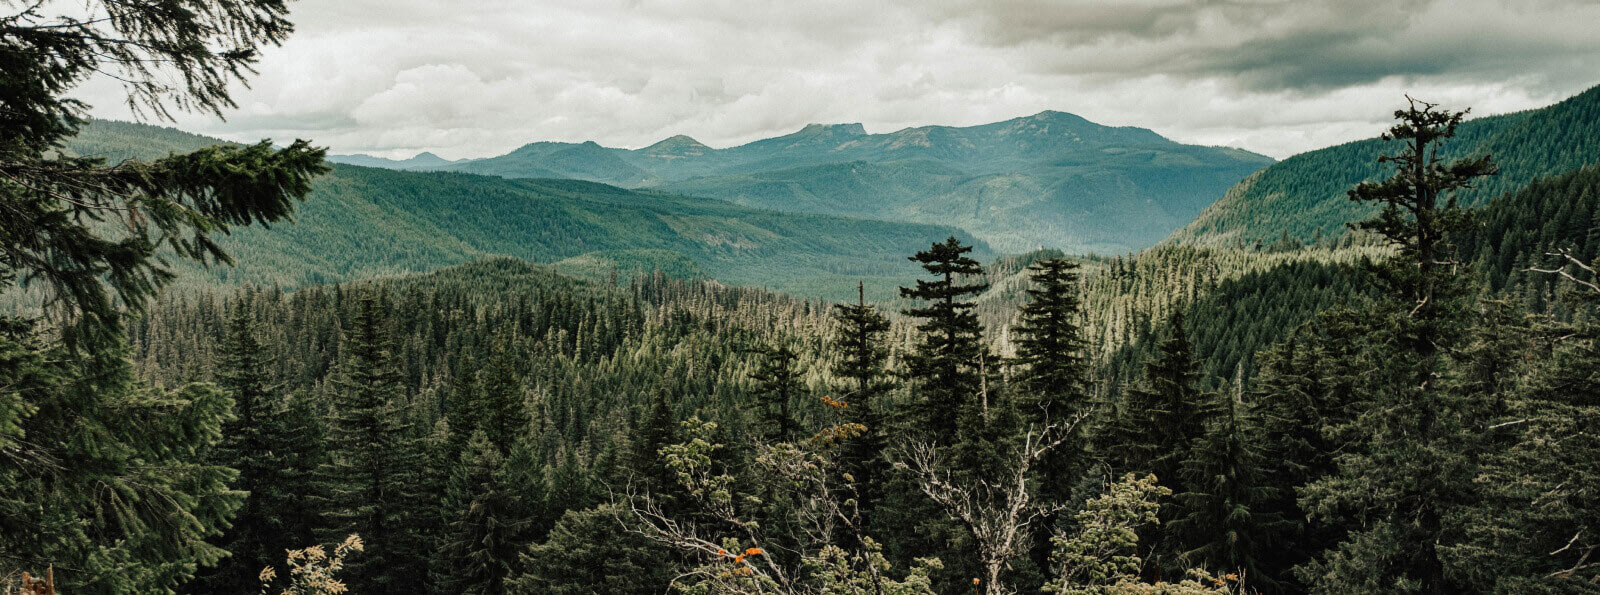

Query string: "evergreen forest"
[5, 1, 1600, 594]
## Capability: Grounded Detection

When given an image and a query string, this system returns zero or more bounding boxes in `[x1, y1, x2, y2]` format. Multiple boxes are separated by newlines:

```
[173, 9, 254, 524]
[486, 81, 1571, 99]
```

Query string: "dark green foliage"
[900, 236, 991, 440]
[1105, 312, 1209, 487]
[831, 282, 896, 522]
[476, 342, 531, 454]
[0, 324, 242, 591]
[749, 343, 805, 442]
[317, 293, 430, 591]
[191, 302, 309, 593]
[1457, 164, 1600, 294]
[511, 504, 675, 594]
[435, 431, 525, 594]
[1297, 99, 1496, 595]
[1170, 387, 1290, 589]
[1172, 84, 1600, 249]
[0, 1, 332, 589]
[1013, 258, 1091, 423]
[1441, 292, 1600, 592]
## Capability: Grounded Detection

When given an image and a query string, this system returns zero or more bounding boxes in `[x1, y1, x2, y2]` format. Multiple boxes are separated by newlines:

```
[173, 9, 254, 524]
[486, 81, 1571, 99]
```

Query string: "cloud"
[70, 0, 1600, 159]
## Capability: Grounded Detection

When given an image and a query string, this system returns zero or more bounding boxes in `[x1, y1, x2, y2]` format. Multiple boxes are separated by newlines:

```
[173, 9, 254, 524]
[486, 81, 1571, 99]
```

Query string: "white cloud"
[72, 0, 1600, 159]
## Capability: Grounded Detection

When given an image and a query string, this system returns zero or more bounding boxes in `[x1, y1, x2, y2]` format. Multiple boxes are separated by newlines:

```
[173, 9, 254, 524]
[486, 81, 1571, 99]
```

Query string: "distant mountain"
[1166, 84, 1600, 248]
[67, 120, 990, 301]
[427, 111, 1275, 254]
[327, 151, 463, 169]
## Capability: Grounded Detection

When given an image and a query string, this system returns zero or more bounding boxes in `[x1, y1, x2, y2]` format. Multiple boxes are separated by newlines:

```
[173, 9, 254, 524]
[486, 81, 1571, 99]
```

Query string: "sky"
[75, 0, 1600, 160]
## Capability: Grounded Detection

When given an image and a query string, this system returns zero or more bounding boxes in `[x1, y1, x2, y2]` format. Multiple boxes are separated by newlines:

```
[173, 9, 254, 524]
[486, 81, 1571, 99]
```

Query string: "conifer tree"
[1107, 312, 1209, 487]
[1170, 387, 1288, 589]
[899, 236, 990, 440]
[1013, 258, 1090, 423]
[278, 390, 332, 553]
[512, 504, 676, 594]
[194, 302, 301, 592]
[0, 330, 242, 592]
[628, 390, 680, 498]
[435, 431, 524, 594]
[1, 2, 322, 585]
[1298, 98, 1497, 594]
[1443, 266, 1600, 589]
[1102, 311, 1211, 578]
[477, 341, 530, 454]
[831, 282, 895, 520]
[749, 343, 804, 442]
[318, 292, 427, 591]
[1011, 258, 1091, 516]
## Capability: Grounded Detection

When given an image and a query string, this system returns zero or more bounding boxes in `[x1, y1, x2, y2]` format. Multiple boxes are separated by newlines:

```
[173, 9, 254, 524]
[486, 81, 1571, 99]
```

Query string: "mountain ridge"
[423, 110, 1272, 253]
[64, 119, 992, 301]
[1165, 83, 1600, 248]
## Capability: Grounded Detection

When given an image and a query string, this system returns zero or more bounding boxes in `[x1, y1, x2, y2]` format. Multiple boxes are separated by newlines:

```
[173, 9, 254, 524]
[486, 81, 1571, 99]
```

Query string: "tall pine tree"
[1298, 98, 1497, 594]
[831, 282, 896, 527]
[318, 292, 429, 591]
[899, 236, 990, 440]
[193, 302, 302, 592]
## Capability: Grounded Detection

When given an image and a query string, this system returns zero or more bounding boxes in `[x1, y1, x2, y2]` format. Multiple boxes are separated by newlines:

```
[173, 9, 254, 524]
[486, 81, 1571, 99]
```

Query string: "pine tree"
[1107, 312, 1209, 486]
[1170, 387, 1289, 589]
[1103, 311, 1211, 579]
[1298, 98, 1497, 594]
[1442, 275, 1600, 589]
[1, 3, 320, 586]
[749, 343, 804, 442]
[1013, 258, 1090, 424]
[511, 504, 676, 594]
[1011, 257, 1092, 518]
[317, 292, 427, 591]
[831, 282, 895, 521]
[194, 302, 301, 592]
[477, 341, 530, 454]
[628, 390, 680, 498]
[435, 431, 525, 594]
[0, 327, 242, 591]
[1246, 311, 1369, 589]
[899, 236, 990, 440]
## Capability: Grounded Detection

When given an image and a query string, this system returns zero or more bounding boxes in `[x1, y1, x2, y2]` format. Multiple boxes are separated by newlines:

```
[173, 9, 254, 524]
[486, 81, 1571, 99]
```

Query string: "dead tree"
[897, 414, 1085, 595]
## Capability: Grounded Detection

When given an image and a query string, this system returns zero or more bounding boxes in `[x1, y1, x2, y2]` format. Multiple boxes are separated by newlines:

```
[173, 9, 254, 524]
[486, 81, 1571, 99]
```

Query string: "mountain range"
[68, 120, 987, 301]
[342, 111, 1275, 254]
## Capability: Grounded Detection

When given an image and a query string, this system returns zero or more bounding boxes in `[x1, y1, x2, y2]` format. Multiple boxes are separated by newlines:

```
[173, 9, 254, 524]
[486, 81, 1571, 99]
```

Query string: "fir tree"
[435, 431, 525, 594]
[511, 504, 676, 594]
[1298, 98, 1497, 594]
[477, 341, 531, 455]
[1170, 386, 1289, 589]
[831, 282, 896, 521]
[899, 236, 990, 440]
[193, 302, 300, 592]
[628, 390, 680, 498]
[1103, 311, 1212, 579]
[1, 2, 321, 585]
[317, 292, 428, 591]
[1013, 258, 1091, 424]
[749, 343, 804, 442]
[1107, 311, 1209, 487]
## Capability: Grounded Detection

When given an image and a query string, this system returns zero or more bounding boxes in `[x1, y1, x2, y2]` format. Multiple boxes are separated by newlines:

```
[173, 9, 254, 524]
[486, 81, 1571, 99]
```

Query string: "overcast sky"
[76, 0, 1600, 160]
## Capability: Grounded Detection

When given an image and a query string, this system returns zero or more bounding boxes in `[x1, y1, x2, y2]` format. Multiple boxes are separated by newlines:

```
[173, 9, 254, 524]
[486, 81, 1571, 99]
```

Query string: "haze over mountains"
[71, 84, 1600, 305]
[338, 111, 1274, 254]
[70, 120, 986, 301]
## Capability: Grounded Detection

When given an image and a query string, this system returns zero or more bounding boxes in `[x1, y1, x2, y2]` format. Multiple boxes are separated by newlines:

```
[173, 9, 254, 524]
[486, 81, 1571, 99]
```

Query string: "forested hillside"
[9, 1, 1600, 593]
[1168, 84, 1600, 248]
[429, 111, 1273, 253]
[64, 121, 990, 300]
